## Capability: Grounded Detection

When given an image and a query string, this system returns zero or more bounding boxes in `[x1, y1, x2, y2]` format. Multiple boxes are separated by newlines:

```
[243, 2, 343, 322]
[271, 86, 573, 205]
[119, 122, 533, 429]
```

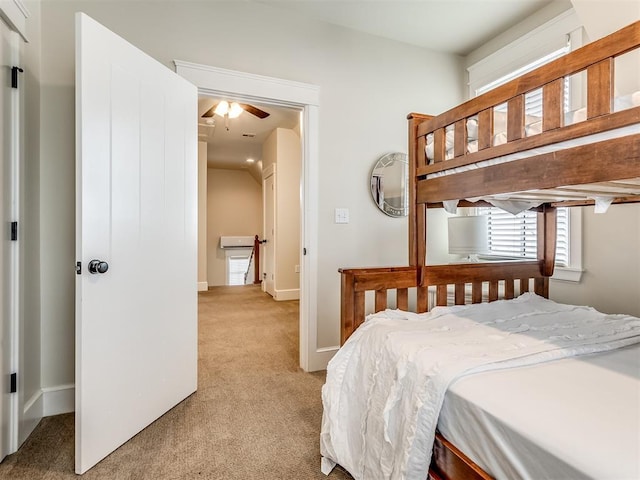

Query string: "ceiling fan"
[201, 100, 270, 131]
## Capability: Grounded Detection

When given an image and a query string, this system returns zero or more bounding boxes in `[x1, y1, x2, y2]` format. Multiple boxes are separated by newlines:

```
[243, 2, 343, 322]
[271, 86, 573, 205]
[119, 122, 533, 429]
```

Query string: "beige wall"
[551, 205, 640, 317]
[262, 128, 301, 297]
[197, 142, 207, 288]
[207, 169, 262, 287]
[21, 0, 43, 441]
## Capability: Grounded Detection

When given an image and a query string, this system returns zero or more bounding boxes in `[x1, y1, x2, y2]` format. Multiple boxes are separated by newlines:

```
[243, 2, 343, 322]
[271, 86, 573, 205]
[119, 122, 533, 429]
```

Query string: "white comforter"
[320, 293, 640, 480]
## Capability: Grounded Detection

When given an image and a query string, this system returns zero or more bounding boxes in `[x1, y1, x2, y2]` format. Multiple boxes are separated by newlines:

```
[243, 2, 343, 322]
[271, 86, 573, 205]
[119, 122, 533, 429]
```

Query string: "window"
[226, 255, 250, 286]
[477, 207, 569, 267]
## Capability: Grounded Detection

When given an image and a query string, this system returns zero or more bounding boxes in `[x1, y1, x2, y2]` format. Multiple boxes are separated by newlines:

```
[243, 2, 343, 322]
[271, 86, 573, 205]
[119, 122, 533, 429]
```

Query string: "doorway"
[175, 61, 327, 371]
[197, 95, 301, 295]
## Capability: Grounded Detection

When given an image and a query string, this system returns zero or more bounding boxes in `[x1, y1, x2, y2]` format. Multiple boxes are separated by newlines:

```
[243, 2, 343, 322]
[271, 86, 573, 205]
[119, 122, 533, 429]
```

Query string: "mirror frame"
[369, 152, 409, 217]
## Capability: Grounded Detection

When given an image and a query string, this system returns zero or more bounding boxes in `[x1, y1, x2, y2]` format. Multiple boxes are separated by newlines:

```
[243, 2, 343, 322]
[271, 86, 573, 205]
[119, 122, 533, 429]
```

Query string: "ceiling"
[256, 0, 554, 55]
[198, 97, 300, 173]
[202, 0, 555, 172]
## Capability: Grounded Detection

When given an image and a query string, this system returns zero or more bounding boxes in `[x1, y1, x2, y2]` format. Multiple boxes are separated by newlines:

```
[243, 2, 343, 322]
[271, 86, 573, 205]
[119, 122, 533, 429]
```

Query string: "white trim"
[551, 267, 584, 283]
[307, 347, 339, 372]
[42, 384, 75, 417]
[174, 61, 322, 372]
[20, 390, 43, 445]
[174, 61, 320, 107]
[274, 288, 300, 301]
[0, 0, 29, 41]
[552, 208, 583, 283]
[21, 383, 76, 438]
[197, 281, 208, 292]
[467, 9, 580, 97]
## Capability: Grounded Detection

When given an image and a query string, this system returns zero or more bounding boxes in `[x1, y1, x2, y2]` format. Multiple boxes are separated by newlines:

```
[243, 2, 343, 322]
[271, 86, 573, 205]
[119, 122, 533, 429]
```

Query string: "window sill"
[551, 267, 583, 283]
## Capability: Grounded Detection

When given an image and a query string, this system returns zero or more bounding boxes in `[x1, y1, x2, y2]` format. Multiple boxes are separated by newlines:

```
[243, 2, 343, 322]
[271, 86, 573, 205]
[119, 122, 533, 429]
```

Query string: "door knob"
[88, 259, 109, 274]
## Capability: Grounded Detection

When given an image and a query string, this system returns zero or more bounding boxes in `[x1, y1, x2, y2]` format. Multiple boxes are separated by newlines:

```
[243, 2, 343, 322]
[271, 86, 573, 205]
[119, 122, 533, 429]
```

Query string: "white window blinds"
[477, 207, 569, 267]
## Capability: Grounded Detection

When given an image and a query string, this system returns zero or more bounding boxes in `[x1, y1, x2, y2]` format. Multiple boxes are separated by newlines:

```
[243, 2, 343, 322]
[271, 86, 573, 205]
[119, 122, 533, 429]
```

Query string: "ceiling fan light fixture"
[228, 102, 244, 119]
[214, 100, 230, 117]
[246, 158, 255, 163]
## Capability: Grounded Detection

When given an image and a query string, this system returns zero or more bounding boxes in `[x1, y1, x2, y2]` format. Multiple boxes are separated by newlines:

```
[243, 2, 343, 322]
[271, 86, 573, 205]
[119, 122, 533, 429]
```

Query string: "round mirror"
[370, 152, 409, 217]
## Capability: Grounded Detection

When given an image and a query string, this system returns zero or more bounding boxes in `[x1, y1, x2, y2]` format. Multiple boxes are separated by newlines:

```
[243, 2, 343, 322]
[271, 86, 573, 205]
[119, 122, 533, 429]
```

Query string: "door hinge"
[303, 247, 307, 255]
[11, 66, 23, 89]
[76, 261, 82, 275]
[10, 221, 17, 241]
[10, 373, 16, 393]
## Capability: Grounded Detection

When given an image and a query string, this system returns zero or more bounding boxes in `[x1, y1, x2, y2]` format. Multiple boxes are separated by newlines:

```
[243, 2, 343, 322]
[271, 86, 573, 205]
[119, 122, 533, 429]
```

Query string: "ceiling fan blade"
[201, 105, 217, 118]
[240, 103, 270, 119]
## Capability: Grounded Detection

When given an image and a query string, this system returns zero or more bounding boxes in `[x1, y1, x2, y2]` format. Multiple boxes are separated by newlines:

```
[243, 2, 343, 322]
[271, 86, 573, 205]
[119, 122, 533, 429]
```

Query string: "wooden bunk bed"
[332, 20, 640, 480]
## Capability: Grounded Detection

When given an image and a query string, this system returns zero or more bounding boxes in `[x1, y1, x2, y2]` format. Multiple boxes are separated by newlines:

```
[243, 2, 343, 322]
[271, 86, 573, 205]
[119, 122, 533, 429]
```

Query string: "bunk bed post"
[339, 269, 355, 345]
[536, 205, 557, 297]
[408, 113, 432, 313]
[408, 113, 428, 266]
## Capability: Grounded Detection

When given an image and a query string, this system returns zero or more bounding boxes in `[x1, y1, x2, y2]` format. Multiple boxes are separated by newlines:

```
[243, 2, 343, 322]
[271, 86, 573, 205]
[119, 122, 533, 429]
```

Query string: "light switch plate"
[335, 208, 349, 224]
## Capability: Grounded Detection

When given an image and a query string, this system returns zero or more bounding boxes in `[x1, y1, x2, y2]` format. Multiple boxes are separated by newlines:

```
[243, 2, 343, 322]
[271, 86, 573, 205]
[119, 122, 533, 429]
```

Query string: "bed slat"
[543, 78, 563, 131]
[477, 109, 492, 151]
[489, 280, 499, 302]
[417, 286, 429, 313]
[472, 281, 482, 303]
[587, 58, 613, 119]
[455, 283, 465, 305]
[375, 289, 387, 312]
[397, 288, 409, 310]
[505, 279, 515, 299]
[507, 95, 524, 142]
[437, 284, 448, 306]
[454, 120, 466, 157]
[434, 128, 445, 164]
[520, 278, 529, 293]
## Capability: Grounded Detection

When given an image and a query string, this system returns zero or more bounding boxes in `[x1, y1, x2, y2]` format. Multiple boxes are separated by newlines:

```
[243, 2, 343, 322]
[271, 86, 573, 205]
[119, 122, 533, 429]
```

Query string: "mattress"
[320, 295, 640, 480]
[438, 342, 640, 480]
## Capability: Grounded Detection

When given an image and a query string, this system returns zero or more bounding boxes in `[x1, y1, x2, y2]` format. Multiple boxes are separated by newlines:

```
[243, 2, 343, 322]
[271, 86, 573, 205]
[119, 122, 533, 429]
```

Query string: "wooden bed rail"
[408, 20, 640, 203]
[339, 261, 550, 345]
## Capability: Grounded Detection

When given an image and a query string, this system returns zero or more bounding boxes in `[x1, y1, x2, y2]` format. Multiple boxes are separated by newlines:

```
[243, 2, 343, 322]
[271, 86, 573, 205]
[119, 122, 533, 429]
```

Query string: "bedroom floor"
[0, 285, 353, 479]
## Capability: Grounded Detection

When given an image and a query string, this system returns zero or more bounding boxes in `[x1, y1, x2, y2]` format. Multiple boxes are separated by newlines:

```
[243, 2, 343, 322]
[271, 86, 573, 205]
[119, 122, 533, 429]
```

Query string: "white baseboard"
[21, 390, 44, 445]
[307, 346, 339, 372]
[42, 384, 75, 417]
[197, 281, 208, 292]
[274, 288, 300, 301]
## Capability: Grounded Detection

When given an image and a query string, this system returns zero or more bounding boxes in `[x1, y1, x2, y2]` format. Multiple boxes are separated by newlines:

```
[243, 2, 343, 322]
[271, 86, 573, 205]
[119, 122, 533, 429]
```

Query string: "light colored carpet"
[0, 285, 353, 479]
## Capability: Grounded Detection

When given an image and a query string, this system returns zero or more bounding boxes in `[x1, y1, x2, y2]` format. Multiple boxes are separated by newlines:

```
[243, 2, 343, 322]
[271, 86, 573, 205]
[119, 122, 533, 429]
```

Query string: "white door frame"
[174, 61, 331, 371]
[0, 0, 27, 458]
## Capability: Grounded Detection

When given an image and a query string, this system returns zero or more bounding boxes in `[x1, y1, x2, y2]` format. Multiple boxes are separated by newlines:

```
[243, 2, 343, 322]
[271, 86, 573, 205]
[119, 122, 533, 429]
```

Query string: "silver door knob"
[88, 259, 109, 274]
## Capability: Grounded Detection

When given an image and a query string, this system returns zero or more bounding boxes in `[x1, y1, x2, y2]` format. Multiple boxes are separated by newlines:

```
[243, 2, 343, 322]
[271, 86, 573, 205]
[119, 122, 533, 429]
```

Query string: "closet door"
[263, 167, 276, 297]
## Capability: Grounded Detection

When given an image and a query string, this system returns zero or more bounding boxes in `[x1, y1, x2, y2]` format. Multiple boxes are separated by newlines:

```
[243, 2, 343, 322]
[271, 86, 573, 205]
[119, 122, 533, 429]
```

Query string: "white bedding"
[320, 294, 640, 480]
[439, 342, 640, 480]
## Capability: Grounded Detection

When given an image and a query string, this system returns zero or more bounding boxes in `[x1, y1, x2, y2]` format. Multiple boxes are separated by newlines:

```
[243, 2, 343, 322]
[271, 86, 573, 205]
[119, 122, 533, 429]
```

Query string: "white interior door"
[75, 13, 197, 474]
[263, 170, 275, 296]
